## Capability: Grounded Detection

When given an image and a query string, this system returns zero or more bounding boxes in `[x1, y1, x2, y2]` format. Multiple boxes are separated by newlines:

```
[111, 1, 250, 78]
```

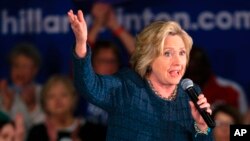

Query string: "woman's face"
[0, 124, 15, 141]
[150, 35, 187, 85]
[45, 82, 75, 116]
[93, 48, 119, 75]
[213, 112, 234, 141]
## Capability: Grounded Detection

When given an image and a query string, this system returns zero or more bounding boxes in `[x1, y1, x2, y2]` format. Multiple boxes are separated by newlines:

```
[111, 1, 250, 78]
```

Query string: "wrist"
[75, 42, 87, 58]
[109, 23, 120, 30]
[196, 122, 208, 131]
[92, 22, 103, 30]
[194, 122, 211, 137]
[112, 26, 124, 37]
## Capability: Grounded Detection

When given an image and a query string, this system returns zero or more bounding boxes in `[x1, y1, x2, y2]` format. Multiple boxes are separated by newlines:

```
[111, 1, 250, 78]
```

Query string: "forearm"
[111, 26, 135, 55]
[0, 96, 12, 113]
[87, 23, 102, 46]
[117, 30, 135, 55]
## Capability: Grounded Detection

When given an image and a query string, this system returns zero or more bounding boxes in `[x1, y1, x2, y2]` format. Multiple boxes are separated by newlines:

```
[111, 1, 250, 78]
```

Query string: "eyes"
[164, 50, 186, 57]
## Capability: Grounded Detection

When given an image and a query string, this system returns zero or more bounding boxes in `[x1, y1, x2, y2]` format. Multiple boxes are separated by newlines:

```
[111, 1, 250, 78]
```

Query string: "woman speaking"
[68, 9, 213, 141]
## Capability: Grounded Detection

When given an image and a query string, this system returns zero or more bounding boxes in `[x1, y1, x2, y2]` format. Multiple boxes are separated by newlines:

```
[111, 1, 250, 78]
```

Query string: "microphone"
[181, 78, 216, 128]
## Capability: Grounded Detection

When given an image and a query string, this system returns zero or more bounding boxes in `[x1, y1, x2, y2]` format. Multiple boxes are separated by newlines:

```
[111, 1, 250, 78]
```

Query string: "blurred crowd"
[0, 2, 249, 141]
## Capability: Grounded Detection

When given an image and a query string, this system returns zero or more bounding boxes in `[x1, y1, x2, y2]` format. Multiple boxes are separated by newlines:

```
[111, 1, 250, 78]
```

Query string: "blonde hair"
[130, 21, 193, 78]
[41, 75, 77, 114]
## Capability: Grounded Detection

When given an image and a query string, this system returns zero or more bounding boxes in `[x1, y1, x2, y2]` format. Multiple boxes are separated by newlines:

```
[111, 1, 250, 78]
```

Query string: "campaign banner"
[0, 0, 249, 99]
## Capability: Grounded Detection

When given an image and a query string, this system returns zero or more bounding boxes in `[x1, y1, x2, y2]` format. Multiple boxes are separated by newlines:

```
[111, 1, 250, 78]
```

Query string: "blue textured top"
[73, 46, 213, 141]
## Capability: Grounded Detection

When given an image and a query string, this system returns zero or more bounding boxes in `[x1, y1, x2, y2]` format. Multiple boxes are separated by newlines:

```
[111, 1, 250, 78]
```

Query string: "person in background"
[242, 109, 250, 124]
[184, 46, 248, 114]
[0, 42, 45, 130]
[68, 9, 213, 141]
[27, 75, 106, 141]
[87, 2, 135, 54]
[80, 40, 121, 125]
[212, 104, 242, 141]
[0, 111, 25, 141]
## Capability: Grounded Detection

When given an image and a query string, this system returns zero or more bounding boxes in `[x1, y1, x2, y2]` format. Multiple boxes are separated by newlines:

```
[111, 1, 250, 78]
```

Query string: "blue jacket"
[73, 46, 213, 141]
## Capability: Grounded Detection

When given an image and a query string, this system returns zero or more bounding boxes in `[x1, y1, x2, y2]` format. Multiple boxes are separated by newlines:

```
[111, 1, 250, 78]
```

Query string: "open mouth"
[169, 70, 180, 77]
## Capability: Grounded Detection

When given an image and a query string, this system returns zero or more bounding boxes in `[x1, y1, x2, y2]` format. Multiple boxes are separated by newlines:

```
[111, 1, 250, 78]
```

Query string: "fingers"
[68, 9, 86, 28]
[197, 94, 206, 105]
[197, 94, 212, 115]
[77, 10, 84, 22]
[67, 10, 75, 24]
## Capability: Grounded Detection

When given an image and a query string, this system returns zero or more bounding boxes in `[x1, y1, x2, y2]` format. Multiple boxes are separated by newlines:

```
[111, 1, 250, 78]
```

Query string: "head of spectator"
[41, 75, 77, 118]
[92, 41, 121, 75]
[212, 104, 242, 141]
[0, 112, 15, 141]
[9, 42, 41, 88]
[243, 109, 250, 124]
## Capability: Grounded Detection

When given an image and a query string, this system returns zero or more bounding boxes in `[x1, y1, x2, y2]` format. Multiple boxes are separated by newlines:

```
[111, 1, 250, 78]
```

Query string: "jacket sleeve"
[72, 45, 122, 112]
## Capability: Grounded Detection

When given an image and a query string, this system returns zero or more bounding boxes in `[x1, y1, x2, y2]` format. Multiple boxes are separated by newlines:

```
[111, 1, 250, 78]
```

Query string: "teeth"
[169, 70, 180, 77]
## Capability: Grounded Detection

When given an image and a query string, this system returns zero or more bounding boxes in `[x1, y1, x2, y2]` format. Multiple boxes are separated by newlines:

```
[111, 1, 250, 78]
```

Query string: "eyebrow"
[163, 47, 186, 50]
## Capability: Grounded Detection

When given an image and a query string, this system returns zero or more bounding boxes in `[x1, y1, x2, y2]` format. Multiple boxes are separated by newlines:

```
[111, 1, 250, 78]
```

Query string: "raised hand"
[68, 10, 88, 58]
[0, 79, 14, 111]
[92, 2, 110, 27]
[106, 7, 120, 31]
[20, 84, 36, 111]
[14, 113, 25, 141]
[189, 94, 212, 131]
[87, 3, 111, 45]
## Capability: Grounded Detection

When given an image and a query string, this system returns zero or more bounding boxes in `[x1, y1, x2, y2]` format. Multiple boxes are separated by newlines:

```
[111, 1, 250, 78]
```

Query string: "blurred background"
[1, 0, 249, 101]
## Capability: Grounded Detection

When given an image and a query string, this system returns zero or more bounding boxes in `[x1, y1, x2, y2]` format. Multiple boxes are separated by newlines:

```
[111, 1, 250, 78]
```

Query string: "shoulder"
[79, 121, 107, 141]
[27, 123, 48, 141]
[216, 76, 245, 94]
[116, 68, 145, 88]
[29, 123, 47, 132]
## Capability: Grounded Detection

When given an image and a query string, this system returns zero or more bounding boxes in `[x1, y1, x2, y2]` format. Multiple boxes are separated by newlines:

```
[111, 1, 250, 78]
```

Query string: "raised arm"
[68, 10, 122, 111]
[106, 8, 135, 55]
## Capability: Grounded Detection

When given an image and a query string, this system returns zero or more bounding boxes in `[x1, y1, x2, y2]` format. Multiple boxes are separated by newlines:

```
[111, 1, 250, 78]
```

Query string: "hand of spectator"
[0, 79, 14, 111]
[91, 2, 110, 27]
[68, 10, 88, 58]
[20, 84, 36, 109]
[87, 2, 111, 46]
[106, 7, 120, 31]
[14, 113, 25, 141]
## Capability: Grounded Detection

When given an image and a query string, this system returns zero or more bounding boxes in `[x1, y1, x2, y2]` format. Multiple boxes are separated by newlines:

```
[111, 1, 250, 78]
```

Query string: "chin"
[171, 77, 182, 84]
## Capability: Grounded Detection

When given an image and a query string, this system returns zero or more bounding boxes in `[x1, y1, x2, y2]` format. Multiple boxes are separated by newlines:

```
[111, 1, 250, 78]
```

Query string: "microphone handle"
[186, 87, 216, 128]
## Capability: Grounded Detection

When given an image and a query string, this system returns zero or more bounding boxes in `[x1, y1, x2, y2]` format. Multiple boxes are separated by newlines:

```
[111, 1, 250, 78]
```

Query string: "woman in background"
[27, 75, 106, 141]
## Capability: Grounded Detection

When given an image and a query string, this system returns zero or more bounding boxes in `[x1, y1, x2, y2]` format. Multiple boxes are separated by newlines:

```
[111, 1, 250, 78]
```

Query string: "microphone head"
[181, 78, 194, 90]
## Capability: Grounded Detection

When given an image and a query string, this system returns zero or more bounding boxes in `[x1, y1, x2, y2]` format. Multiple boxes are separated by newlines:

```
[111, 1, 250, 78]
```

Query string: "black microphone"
[181, 78, 216, 128]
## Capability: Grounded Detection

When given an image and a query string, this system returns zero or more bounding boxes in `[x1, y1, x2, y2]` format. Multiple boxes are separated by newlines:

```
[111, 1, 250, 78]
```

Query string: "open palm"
[68, 10, 88, 58]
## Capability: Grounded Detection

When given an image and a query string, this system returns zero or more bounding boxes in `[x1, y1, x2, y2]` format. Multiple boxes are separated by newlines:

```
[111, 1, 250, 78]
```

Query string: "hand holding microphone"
[181, 78, 216, 129]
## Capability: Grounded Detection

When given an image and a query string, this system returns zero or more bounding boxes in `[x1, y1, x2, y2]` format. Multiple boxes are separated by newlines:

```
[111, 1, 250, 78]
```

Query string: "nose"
[172, 53, 181, 66]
